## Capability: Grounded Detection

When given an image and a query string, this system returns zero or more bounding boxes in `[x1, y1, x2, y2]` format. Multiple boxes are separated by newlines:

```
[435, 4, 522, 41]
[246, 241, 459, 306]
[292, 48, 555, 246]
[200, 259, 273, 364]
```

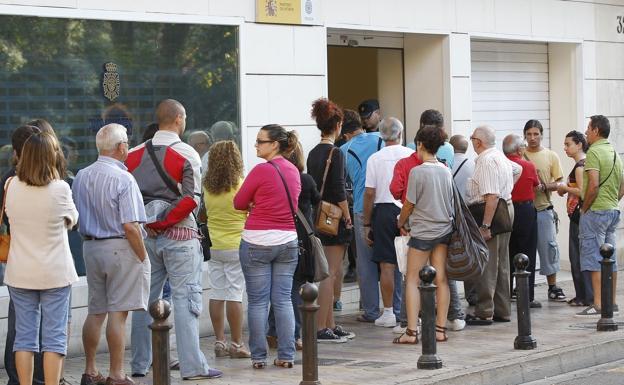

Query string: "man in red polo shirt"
[503, 134, 541, 308]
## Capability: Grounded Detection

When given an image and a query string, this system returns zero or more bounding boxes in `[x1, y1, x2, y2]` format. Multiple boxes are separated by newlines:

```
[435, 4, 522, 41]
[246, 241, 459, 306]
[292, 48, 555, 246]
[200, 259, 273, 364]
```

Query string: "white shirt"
[452, 153, 475, 200]
[4, 178, 79, 289]
[466, 147, 519, 205]
[365, 144, 414, 206]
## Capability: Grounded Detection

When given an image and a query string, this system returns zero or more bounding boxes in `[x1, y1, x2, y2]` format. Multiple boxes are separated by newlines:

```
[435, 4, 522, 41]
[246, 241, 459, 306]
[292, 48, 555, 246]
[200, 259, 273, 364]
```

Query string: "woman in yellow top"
[202, 141, 250, 358]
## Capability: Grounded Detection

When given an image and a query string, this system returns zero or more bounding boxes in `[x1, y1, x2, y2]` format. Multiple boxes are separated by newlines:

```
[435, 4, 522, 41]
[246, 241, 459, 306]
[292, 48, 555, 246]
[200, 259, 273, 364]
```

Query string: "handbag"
[268, 161, 329, 282]
[394, 235, 410, 275]
[447, 183, 490, 281]
[145, 140, 210, 260]
[0, 177, 14, 263]
[315, 147, 343, 236]
[468, 198, 513, 236]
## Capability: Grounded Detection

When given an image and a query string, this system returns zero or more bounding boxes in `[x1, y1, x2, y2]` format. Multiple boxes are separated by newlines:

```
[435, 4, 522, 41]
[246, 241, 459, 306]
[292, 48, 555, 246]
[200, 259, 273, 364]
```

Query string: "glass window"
[0, 16, 240, 276]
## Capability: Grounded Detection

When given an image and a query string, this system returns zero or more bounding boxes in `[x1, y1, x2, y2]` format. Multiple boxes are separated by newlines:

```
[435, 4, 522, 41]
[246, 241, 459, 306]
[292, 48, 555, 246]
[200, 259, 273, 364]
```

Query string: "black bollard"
[417, 265, 443, 370]
[597, 243, 618, 332]
[513, 254, 537, 350]
[299, 283, 321, 385]
[149, 299, 172, 385]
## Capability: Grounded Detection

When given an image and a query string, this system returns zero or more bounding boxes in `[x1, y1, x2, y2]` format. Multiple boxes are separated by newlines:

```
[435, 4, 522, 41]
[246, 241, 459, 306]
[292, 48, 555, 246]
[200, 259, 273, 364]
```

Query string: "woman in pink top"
[233, 124, 301, 369]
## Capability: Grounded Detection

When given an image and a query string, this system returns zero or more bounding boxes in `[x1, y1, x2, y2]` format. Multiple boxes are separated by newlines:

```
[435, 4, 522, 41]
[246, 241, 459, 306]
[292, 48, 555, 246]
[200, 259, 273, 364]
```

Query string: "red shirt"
[507, 154, 539, 202]
[390, 152, 423, 203]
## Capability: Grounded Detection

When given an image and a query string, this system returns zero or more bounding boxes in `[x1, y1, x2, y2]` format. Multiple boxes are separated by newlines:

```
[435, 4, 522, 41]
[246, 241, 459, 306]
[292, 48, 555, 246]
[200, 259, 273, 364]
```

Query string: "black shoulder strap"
[453, 158, 468, 179]
[598, 149, 618, 188]
[145, 139, 182, 197]
[347, 149, 362, 167]
[377, 137, 383, 151]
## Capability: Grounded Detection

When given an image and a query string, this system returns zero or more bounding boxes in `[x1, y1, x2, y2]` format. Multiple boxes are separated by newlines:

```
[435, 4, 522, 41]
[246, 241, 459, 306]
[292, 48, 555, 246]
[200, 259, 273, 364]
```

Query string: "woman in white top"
[4, 130, 78, 385]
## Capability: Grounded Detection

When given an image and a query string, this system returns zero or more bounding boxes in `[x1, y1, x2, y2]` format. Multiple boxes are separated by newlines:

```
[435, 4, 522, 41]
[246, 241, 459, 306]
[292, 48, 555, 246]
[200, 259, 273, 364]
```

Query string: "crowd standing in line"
[1, 89, 623, 384]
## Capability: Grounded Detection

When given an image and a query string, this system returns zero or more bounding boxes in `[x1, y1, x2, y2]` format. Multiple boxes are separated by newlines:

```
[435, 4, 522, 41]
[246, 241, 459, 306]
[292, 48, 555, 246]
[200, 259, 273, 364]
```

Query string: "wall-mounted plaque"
[102, 62, 120, 101]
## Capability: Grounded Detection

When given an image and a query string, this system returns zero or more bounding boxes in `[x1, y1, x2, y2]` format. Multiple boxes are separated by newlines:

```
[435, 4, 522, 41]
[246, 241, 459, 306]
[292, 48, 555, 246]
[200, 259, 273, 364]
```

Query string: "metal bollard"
[513, 254, 537, 350]
[149, 299, 172, 385]
[299, 283, 321, 385]
[417, 265, 442, 370]
[597, 243, 618, 332]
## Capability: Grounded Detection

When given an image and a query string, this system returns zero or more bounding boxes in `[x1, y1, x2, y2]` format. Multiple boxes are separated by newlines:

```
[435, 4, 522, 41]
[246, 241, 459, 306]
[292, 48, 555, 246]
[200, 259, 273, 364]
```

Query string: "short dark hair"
[12, 125, 41, 159]
[565, 130, 589, 153]
[523, 119, 543, 134]
[142, 123, 159, 142]
[416, 125, 447, 154]
[589, 115, 610, 138]
[419, 109, 443, 129]
[341, 109, 362, 135]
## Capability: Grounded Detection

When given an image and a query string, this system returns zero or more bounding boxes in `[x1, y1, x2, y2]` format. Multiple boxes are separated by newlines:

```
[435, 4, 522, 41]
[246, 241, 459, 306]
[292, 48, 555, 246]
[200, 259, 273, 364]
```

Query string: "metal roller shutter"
[471, 40, 550, 147]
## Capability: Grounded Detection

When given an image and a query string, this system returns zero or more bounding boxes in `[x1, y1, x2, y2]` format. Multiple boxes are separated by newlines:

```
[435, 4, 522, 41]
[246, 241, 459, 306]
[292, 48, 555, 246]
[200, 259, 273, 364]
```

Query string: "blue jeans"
[268, 278, 304, 340]
[536, 209, 560, 276]
[579, 209, 619, 272]
[240, 239, 298, 362]
[8, 285, 71, 355]
[130, 236, 211, 378]
[354, 213, 380, 320]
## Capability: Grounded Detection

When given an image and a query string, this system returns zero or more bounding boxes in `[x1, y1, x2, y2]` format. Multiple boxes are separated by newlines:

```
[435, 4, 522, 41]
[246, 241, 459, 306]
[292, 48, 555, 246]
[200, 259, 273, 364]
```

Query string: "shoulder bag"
[315, 147, 343, 236]
[447, 182, 490, 281]
[0, 177, 14, 263]
[268, 161, 329, 283]
[145, 140, 211, 260]
[468, 198, 513, 236]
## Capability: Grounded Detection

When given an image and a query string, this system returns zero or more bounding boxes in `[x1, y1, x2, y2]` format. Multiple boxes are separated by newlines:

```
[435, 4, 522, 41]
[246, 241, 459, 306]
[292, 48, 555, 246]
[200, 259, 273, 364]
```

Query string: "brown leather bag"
[315, 147, 343, 236]
[0, 177, 14, 263]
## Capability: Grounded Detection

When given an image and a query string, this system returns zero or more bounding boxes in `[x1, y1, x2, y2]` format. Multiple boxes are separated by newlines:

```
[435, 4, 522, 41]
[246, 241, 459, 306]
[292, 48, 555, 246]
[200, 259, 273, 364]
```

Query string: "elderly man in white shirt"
[362, 117, 414, 328]
[465, 125, 521, 325]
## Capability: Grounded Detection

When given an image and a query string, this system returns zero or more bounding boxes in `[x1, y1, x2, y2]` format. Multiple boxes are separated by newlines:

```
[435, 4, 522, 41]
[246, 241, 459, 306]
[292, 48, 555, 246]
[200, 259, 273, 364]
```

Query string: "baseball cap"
[358, 99, 380, 119]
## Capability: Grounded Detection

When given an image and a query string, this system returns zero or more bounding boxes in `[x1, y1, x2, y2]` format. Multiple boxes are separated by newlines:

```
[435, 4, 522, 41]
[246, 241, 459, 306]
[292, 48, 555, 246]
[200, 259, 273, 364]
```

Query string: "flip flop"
[567, 298, 585, 307]
[465, 314, 493, 326]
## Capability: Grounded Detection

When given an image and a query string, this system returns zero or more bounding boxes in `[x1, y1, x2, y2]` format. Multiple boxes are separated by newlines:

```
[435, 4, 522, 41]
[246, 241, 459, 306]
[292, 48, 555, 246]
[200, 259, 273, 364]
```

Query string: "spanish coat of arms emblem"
[102, 62, 120, 101]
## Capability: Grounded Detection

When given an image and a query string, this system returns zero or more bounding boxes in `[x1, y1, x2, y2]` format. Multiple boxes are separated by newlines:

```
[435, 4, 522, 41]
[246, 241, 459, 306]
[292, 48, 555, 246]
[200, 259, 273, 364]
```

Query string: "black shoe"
[529, 300, 542, 308]
[548, 286, 566, 301]
[317, 328, 347, 343]
[511, 288, 517, 302]
[343, 269, 357, 283]
[333, 325, 355, 339]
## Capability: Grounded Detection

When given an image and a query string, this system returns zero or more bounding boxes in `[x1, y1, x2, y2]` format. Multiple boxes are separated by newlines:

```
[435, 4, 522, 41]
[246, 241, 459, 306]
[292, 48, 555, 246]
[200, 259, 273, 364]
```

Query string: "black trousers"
[509, 201, 537, 302]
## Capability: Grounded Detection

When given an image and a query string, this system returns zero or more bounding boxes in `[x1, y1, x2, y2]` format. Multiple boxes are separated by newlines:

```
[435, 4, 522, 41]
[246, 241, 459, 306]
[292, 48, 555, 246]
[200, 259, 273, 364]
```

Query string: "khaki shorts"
[84, 238, 150, 314]
[207, 249, 245, 302]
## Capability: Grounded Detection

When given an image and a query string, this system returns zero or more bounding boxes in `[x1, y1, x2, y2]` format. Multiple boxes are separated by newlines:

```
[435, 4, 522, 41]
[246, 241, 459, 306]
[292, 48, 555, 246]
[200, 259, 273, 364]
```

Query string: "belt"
[513, 200, 534, 206]
[83, 235, 126, 241]
[537, 205, 554, 212]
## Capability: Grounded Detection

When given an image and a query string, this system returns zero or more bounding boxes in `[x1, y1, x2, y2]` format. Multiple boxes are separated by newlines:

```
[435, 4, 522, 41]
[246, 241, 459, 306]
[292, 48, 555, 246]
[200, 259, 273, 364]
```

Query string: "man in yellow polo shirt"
[576, 115, 624, 317]
[523, 120, 567, 302]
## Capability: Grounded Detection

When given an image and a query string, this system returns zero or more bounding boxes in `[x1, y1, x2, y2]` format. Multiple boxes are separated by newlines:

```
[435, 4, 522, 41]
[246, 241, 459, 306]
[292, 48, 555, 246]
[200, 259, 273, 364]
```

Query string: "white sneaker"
[446, 318, 466, 331]
[392, 324, 406, 334]
[374, 312, 396, 328]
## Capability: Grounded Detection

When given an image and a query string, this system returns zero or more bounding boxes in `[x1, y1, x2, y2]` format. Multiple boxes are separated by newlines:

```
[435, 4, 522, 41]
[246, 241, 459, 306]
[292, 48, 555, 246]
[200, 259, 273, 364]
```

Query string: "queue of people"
[0, 93, 622, 385]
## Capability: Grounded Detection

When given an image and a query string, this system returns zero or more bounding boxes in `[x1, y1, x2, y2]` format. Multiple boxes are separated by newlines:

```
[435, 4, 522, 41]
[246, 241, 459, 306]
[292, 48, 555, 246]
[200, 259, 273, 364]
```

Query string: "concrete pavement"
[3, 276, 624, 385]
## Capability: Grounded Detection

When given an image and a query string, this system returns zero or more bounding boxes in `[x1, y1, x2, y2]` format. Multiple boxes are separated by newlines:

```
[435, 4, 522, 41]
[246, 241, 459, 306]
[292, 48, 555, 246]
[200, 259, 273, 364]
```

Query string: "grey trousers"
[474, 203, 514, 319]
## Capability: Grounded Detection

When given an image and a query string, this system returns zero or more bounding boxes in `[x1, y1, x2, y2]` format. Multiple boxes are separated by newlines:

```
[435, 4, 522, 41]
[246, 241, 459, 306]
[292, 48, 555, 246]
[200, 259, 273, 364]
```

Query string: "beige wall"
[377, 49, 405, 131]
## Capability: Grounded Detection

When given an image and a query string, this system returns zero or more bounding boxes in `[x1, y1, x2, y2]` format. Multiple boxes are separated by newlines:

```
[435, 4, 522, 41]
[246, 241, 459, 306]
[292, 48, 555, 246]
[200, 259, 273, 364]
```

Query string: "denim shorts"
[408, 232, 452, 252]
[579, 209, 619, 272]
[8, 285, 71, 355]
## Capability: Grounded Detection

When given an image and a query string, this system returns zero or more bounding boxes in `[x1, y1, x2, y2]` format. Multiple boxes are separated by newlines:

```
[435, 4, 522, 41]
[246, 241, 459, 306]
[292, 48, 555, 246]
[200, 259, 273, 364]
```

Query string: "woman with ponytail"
[306, 98, 355, 343]
[233, 124, 301, 369]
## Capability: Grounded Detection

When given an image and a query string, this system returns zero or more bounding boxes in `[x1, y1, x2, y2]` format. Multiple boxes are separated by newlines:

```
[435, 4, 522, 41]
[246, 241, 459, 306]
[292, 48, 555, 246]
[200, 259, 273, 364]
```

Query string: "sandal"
[214, 340, 229, 357]
[567, 297, 585, 307]
[273, 359, 294, 368]
[435, 325, 448, 342]
[392, 328, 418, 344]
[252, 361, 266, 369]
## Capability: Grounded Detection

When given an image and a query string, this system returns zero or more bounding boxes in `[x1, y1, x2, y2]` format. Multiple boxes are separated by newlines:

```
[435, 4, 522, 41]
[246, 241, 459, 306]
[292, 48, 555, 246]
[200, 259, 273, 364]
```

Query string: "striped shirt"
[466, 147, 519, 205]
[72, 156, 147, 238]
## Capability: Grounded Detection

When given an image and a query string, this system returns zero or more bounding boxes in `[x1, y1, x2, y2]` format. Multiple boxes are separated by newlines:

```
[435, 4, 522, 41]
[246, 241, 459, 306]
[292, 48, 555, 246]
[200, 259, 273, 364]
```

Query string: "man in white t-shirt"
[362, 118, 414, 328]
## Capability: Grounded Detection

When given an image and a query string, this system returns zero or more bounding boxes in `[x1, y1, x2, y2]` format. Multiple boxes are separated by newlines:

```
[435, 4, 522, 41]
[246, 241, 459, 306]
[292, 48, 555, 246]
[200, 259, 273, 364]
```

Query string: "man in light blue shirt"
[72, 123, 149, 385]
[340, 110, 383, 322]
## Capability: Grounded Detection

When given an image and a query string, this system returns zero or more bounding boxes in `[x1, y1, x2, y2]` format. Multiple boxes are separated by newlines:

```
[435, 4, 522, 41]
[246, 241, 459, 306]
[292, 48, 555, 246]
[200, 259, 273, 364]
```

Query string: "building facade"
[0, 0, 623, 357]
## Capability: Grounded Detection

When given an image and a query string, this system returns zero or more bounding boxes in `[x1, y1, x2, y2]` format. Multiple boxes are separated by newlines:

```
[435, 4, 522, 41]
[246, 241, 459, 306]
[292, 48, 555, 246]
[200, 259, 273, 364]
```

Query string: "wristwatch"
[480, 224, 491, 230]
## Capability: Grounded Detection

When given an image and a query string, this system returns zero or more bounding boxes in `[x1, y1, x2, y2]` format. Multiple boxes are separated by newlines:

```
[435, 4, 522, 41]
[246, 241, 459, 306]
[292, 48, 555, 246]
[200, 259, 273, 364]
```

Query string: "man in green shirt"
[576, 115, 624, 317]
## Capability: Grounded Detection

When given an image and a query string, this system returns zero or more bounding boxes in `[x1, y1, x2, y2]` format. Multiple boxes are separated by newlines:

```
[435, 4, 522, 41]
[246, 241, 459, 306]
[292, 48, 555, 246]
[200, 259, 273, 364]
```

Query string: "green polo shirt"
[583, 138, 623, 211]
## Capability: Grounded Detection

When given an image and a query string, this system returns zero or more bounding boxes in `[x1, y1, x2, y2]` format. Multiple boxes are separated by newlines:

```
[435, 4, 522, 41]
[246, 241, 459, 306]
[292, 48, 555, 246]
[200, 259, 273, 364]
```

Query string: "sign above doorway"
[255, 0, 321, 25]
